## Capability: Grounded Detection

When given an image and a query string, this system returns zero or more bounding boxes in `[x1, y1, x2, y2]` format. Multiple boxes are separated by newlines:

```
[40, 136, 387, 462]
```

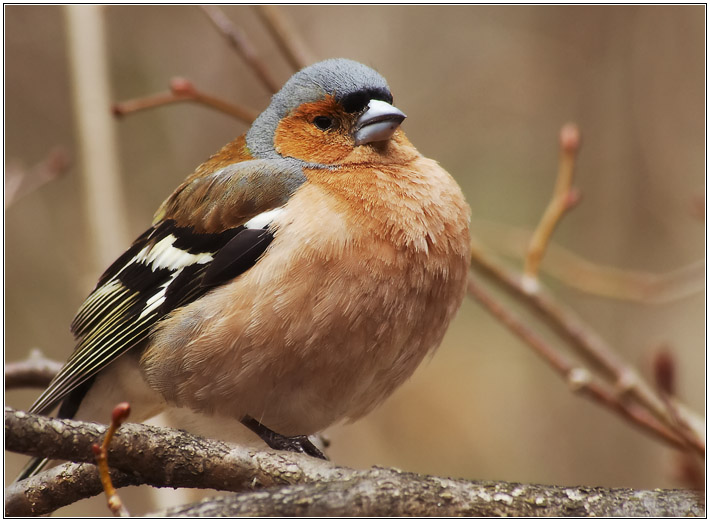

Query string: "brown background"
[5, 5, 705, 516]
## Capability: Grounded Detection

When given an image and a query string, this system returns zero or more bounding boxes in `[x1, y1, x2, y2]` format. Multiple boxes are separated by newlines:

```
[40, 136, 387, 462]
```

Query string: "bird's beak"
[353, 99, 407, 146]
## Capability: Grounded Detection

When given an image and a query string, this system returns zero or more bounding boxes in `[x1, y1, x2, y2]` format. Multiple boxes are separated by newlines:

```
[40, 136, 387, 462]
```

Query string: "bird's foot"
[241, 415, 328, 460]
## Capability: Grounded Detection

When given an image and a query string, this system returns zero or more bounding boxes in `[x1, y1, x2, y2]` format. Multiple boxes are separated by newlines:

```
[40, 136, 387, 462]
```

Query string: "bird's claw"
[241, 415, 328, 460]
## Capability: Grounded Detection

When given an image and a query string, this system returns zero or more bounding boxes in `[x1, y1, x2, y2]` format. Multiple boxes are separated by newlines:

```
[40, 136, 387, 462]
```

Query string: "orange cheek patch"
[273, 98, 354, 165]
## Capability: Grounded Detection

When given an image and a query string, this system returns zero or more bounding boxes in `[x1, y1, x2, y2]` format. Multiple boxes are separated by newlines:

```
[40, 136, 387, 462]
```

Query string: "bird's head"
[246, 59, 410, 167]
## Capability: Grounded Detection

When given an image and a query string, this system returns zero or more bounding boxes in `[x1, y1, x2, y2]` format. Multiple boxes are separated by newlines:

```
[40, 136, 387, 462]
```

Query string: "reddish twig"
[674, 453, 705, 492]
[254, 5, 313, 71]
[522, 123, 582, 292]
[652, 349, 705, 490]
[652, 348, 706, 456]
[690, 196, 704, 221]
[112, 77, 258, 123]
[201, 6, 281, 94]
[92, 403, 131, 517]
[5, 147, 71, 209]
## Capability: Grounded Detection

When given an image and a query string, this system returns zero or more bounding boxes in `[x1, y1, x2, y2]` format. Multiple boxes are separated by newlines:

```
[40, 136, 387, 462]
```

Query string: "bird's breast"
[142, 157, 470, 435]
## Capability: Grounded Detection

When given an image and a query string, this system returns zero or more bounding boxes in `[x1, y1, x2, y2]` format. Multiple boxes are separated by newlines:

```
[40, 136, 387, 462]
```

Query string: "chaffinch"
[19, 58, 470, 478]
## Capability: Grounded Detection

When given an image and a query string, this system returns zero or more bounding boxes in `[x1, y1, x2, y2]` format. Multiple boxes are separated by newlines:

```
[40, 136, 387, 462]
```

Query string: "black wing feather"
[202, 228, 273, 288]
[29, 219, 275, 415]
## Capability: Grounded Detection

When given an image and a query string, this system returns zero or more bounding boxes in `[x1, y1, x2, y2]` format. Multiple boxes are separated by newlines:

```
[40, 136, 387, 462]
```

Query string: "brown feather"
[141, 132, 470, 435]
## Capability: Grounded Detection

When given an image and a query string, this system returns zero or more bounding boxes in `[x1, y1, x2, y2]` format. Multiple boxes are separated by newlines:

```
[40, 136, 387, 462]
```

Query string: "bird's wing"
[29, 159, 306, 415]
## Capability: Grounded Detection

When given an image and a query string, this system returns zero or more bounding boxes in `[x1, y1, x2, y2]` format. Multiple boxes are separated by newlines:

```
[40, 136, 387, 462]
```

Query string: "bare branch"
[153, 477, 704, 517]
[201, 6, 280, 94]
[5, 408, 703, 517]
[472, 218, 703, 304]
[470, 241, 705, 457]
[5, 147, 71, 209]
[4, 462, 140, 517]
[652, 348, 706, 462]
[113, 77, 258, 123]
[5, 350, 63, 389]
[254, 6, 313, 71]
[469, 243, 705, 457]
[523, 123, 581, 291]
[466, 272, 688, 451]
[5, 407, 343, 515]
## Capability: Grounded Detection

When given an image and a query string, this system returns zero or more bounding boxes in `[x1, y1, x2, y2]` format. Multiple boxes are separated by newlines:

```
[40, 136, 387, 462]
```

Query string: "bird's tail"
[15, 457, 50, 482]
[13, 379, 93, 483]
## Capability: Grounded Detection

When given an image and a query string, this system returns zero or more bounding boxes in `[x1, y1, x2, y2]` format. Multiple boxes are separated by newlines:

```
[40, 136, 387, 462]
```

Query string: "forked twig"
[468, 122, 704, 459]
[466, 272, 687, 451]
[112, 6, 317, 123]
[470, 240, 705, 457]
[522, 123, 581, 292]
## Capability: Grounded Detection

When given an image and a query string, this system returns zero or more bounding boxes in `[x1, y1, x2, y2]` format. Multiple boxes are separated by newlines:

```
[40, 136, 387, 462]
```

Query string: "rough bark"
[5, 408, 704, 517]
[155, 478, 705, 517]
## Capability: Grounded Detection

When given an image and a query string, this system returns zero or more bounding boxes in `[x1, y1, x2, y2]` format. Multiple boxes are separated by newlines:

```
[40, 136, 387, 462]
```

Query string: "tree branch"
[471, 218, 703, 304]
[466, 272, 689, 451]
[4, 407, 345, 515]
[4, 462, 140, 517]
[201, 6, 281, 94]
[112, 77, 258, 123]
[4, 408, 704, 517]
[5, 350, 63, 389]
[523, 123, 581, 291]
[5, 147, 71, 209]
[254, 5, 314, 71]
[470, 234, 705, 457]
[153, 476, 704, 518]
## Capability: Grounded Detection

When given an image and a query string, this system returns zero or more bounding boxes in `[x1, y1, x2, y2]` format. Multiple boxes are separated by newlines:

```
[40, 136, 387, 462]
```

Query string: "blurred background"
[5, 5, 705, 515]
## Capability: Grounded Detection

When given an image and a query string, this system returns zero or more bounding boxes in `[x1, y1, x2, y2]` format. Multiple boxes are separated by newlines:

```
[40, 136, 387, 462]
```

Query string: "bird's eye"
[312, 116, 333, 130]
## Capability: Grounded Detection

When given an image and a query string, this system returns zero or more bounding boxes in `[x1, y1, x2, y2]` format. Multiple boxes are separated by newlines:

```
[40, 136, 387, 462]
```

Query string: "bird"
[17, 58, 471, 480]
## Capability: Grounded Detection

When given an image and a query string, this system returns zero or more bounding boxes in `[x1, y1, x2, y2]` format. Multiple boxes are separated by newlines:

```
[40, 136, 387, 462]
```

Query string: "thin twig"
[522, 123, 581, 292]
[466, 272, 687, 451]
[471, 123, 704, 454]
[201, 6, 280, 94]
[254, 5, 313, 71]
[472, 218, 704, 304]
[652, 349, 705, 490]
[170, 77, 259, 122]
[5, 147, 71, 209]
[470, 241, 705, 457]
[113, 77, 258, 124]
[652, 348, 706, 457]
[92, 402, 131, 516]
